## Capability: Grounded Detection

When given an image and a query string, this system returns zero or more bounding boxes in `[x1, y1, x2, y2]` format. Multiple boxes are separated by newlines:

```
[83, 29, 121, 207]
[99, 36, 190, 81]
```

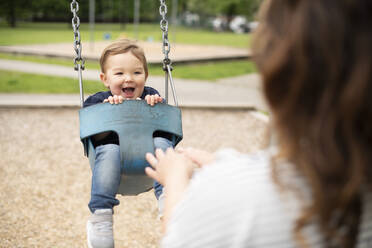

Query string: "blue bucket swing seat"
[80, 100, 182, 195]
[70, 0, 182, 195]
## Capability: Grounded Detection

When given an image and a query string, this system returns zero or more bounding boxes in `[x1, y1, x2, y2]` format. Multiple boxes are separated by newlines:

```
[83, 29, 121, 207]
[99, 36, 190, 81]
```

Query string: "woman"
[146, 0, 372, 247]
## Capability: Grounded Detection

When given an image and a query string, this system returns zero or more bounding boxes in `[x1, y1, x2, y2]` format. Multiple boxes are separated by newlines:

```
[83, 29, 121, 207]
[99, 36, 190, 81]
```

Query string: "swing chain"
[159, 0, 172, 71]
[71, 0, 85, 71]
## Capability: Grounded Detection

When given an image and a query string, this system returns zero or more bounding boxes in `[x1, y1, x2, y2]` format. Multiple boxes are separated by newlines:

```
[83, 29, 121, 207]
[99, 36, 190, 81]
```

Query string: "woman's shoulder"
[178, 148, 275, 214]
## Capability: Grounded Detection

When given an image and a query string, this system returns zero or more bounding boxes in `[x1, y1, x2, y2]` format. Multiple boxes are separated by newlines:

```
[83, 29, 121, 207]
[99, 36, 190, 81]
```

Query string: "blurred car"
[229, 16, 249, 33]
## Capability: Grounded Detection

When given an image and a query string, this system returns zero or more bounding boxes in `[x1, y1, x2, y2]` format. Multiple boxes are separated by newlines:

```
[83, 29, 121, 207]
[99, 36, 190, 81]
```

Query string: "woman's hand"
[146, 148, 195, 233]
[145, 148, 194, 187]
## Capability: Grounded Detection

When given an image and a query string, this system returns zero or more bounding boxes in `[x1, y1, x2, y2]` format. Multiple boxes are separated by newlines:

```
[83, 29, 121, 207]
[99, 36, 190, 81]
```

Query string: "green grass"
[0, 22, 251, 48]
[0, 53, 257, 81]
[0, 53, 76, 67]
[0, 70, 106, 94]
[170, 60, 257, 81]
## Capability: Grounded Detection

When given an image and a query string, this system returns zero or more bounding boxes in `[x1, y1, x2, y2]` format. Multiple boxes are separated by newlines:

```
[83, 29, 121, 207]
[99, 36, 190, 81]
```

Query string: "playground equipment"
[70, 0, 183, 195]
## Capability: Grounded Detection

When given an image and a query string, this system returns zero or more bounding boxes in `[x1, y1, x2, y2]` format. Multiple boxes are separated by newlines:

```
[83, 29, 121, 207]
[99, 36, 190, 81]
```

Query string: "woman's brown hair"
[253, 0, 372, 247]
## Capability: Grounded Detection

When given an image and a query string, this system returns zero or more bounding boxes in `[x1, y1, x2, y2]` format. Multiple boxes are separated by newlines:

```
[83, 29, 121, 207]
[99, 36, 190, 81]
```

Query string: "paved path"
[0, 59, 267, 111]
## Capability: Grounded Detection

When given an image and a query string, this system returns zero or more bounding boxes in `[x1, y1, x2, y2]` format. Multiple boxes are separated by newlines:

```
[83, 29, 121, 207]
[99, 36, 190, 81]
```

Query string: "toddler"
[83, 39, 171, 248]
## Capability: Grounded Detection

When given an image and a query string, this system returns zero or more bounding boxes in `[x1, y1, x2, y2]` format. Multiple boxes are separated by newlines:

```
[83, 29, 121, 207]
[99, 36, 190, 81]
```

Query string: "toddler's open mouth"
[122, 87, 135, 98]
[122, 87, 135, 93]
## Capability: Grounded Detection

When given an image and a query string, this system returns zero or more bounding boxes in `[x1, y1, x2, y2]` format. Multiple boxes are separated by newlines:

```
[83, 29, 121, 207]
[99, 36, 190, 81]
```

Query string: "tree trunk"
[8, 0, 17, 27]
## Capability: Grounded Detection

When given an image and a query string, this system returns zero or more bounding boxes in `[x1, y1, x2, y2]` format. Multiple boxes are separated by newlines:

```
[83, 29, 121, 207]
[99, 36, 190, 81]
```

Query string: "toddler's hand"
[145, 94, 163, 106]
[103, 95, 124, 104]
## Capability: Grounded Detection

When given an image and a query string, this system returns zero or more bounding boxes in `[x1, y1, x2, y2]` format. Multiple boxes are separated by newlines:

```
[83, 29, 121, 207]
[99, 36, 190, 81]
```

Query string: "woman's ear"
[100, 72, 110, 88]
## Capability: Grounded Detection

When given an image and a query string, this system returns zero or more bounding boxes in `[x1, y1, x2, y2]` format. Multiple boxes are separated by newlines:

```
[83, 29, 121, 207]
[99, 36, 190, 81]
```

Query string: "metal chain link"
[71, 0, 85, 71]
[70, 0, 85, 107]
[159, 0, 178, 106]
[159, 0, 172, 71]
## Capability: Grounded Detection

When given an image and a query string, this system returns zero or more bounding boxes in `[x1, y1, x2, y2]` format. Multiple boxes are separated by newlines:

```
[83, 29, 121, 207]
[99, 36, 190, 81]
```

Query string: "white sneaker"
[87, 209, 114, 248]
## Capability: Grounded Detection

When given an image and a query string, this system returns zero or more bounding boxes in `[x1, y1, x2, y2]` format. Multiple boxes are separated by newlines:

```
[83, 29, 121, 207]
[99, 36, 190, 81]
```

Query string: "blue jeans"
[88, 137, 173, 213]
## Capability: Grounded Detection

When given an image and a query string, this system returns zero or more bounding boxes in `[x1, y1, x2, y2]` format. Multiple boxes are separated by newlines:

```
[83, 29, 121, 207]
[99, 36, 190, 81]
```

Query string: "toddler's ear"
[100, 72, 110, 88]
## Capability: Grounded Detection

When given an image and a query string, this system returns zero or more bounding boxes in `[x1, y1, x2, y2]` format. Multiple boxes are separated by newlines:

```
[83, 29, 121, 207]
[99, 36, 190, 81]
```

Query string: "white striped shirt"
[161, 149, 372, 248]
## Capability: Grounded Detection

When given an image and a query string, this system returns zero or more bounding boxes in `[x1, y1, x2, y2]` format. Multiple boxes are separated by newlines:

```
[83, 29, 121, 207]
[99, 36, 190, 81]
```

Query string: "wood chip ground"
[0, 108, 268, 247]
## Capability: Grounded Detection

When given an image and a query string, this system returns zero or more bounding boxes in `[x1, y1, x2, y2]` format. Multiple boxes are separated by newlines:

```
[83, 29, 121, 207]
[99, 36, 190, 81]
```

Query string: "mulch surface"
[0, 108, 267, 247]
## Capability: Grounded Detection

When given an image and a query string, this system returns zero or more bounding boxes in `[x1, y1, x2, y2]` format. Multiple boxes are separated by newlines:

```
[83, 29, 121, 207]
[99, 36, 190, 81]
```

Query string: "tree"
[31, 0, 73, 22]
[0, 0, 32, 27]
[185, 0, 261, 20]
[236, 0, 261, 21]
[0, 0, 262, 27]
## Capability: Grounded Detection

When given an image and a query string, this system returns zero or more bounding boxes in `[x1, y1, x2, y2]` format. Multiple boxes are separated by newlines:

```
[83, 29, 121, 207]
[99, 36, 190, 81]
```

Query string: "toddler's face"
[101, 52, 146, 99]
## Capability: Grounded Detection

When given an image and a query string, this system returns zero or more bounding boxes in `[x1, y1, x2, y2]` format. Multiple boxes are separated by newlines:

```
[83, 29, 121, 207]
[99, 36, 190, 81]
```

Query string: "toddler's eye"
[134, 71, 142, 75]
[115, 72, 123, 75]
